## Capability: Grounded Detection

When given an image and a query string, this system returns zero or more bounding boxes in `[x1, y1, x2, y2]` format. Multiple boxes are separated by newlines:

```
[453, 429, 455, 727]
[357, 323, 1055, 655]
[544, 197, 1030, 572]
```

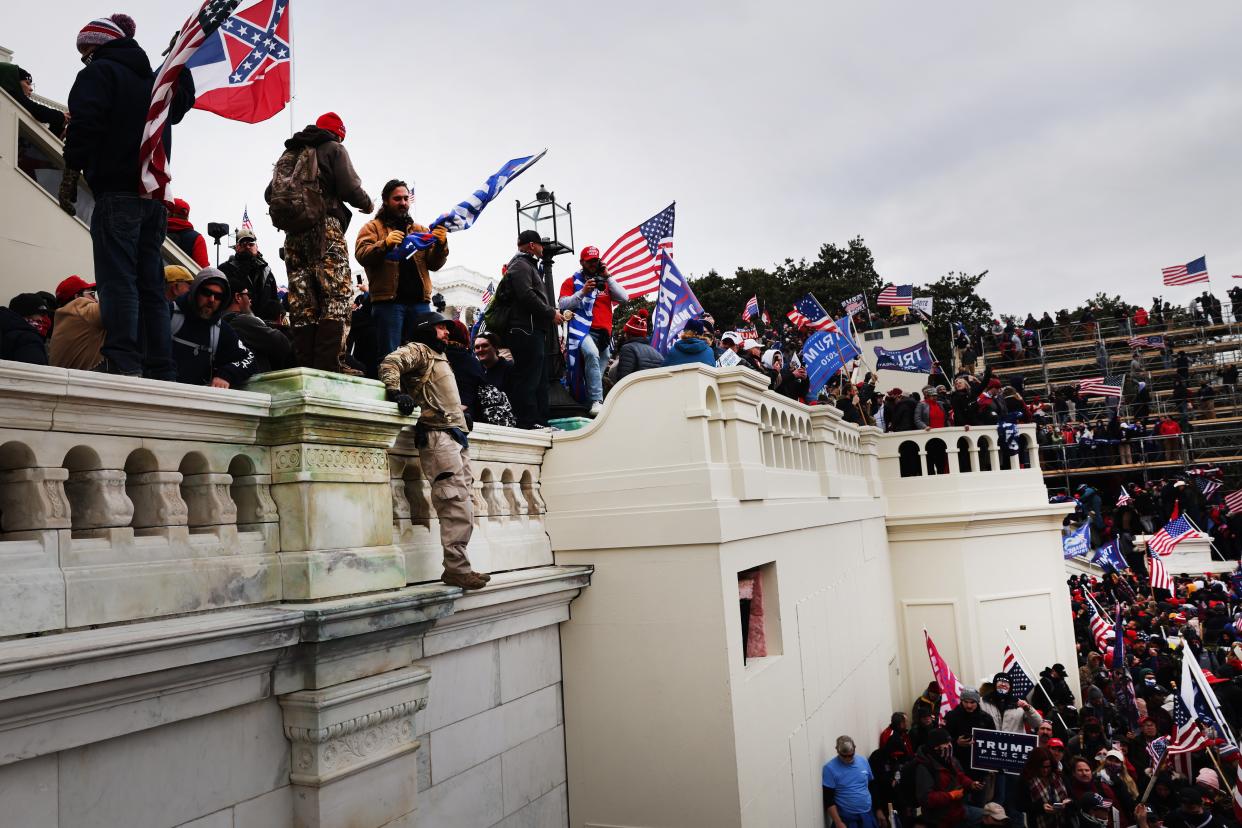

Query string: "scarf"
[1027, 773, 1069, 828]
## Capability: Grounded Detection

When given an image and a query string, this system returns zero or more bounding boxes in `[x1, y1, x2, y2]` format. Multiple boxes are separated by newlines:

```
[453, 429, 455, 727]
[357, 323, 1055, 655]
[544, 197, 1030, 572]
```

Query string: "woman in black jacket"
[949, 378, 975, 427]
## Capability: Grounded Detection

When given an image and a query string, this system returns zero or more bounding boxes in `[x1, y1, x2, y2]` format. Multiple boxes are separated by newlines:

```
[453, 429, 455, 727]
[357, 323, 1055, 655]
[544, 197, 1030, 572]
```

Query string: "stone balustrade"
[0, 363, 556, 638]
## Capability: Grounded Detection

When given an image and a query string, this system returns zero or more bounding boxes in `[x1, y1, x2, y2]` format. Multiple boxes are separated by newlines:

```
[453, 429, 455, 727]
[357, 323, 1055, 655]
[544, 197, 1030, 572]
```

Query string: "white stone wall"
[412, 627, 568, 827]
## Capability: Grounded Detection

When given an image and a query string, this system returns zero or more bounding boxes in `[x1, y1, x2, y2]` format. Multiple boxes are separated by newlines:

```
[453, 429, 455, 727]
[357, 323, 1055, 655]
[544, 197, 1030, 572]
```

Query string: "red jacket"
[1155, 419, 1182, 436]
[559, 275, 616, 333]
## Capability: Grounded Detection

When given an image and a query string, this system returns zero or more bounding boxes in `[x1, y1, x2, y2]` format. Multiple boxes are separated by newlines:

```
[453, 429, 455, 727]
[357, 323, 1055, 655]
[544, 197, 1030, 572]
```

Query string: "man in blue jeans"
[558, 246, 628, 417]
[62, 13, 196, 379]
[823, 735, 887, 828]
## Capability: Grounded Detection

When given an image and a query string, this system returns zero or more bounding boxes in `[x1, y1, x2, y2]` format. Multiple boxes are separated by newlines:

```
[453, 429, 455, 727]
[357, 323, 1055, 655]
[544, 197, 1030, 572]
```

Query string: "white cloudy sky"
[17, 1, 1242, 316]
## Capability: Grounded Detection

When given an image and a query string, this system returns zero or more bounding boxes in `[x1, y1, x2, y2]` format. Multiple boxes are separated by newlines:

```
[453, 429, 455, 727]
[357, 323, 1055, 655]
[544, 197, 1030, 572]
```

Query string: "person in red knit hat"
[607, 309, 663, 387]
[265, 112, 373, 373]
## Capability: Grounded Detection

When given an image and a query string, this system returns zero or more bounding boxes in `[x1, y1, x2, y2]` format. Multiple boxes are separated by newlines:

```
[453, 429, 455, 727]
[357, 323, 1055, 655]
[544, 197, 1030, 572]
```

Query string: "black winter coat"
[503, 253, 556, 334]
[0, 307, 47, 365]
[613, 339, 664, 383]
[445, 345, 488, 427]
[889, 397, 917, 432]
[221, 311, 292, 375]
[64, 39, 195, 194]
[220, 254, 281, 322]
[949, 389, 975, 426]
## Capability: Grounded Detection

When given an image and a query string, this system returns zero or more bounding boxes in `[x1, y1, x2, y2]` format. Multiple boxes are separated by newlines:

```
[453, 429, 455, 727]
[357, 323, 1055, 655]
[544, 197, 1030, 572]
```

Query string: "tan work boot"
[442, 571, 488, 590]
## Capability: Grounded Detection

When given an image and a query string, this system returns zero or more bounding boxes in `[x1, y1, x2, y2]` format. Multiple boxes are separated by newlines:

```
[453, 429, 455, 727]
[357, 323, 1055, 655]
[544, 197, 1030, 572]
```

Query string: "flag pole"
[1004, 628, 1073, 735]
[287, 0, 296, 137]
[1182, 513, 1225, 562]
[1139, 752, 1167, 804]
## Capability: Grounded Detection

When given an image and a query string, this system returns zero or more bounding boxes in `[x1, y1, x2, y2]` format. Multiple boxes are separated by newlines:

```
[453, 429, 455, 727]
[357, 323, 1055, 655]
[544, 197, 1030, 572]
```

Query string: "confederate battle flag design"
[187, 0, 292, 123]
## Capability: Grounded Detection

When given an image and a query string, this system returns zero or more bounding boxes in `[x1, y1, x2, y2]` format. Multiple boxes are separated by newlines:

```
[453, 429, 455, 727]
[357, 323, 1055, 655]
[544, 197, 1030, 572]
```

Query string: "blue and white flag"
[389, 149, 547, 260]
[1062, 521, 1091, 560]
[562, 269, 600, 403]
[650, 257, 704, 355]
[873, 342, 934, 373]
[1091, 538, 1129, 571]
[802, 321, 861, 398]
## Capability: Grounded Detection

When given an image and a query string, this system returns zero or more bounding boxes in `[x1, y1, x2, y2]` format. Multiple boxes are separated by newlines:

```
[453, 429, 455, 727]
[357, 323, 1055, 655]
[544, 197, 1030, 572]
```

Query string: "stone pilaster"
[247, 369, 411, 600]
[279, 665, 430, 828]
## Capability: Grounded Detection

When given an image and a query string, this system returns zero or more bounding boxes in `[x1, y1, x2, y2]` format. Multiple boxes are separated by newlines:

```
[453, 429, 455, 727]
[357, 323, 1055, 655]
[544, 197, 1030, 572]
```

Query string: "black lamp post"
[516, 186, 584, 418]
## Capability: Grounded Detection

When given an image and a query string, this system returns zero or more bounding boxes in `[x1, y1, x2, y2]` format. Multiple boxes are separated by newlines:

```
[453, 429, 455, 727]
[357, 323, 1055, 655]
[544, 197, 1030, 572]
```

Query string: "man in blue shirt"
[822, 735, 885, 828]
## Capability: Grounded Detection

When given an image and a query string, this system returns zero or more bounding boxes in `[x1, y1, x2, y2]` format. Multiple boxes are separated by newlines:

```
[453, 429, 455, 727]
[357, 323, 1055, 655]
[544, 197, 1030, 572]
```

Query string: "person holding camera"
[379, 311, 491, 591]
[558, 245, 628, 416]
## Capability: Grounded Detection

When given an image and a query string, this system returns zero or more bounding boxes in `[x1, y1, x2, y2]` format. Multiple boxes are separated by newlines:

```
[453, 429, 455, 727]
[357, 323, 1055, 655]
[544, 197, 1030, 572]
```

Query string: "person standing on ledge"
[380, 311, 492, 591]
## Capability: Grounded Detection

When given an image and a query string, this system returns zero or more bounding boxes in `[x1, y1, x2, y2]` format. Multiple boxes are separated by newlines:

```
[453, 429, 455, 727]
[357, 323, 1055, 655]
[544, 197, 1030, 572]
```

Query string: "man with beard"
[169, 269, 255, 388]
[379, 312, 490, 591]
[355, 179, 448, 364]
[219, 228, 280, 323]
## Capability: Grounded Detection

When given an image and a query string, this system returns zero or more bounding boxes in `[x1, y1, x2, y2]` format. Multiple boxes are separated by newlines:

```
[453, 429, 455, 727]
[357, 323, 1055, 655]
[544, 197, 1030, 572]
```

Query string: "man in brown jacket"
[379, 311, 490, 591]
[354, 179, 448, 366]
[266, 111, 373, 374]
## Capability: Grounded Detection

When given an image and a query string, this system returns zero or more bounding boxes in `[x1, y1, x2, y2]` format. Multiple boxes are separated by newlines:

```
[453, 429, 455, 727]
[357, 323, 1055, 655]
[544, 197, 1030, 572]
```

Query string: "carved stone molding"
[270, 443, 390, 484]
[279, 664, 430, 787]
[0, 467, 72, 532]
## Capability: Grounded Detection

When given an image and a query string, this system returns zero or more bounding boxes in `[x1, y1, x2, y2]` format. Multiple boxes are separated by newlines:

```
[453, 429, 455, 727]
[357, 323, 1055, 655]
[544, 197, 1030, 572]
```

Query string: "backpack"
[268, 145, 325, 233]
[482, 272, 515, 346]
[170, 306, 219, 359]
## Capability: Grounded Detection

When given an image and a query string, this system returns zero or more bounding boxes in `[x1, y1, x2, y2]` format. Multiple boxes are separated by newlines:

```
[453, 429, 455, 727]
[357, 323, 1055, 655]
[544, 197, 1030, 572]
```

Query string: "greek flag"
[563, 269, 599, 403]
[389, 149, 547, 260]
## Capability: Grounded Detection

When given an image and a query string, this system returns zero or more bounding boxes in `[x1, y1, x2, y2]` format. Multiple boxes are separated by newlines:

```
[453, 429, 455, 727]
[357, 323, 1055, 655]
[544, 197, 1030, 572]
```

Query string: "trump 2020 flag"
[1091, 538, 1128, 571]
[187, 0, 291, 124]
[873, 342, 934, 374]
[924, 629, 963, 721]
[1062, 521, 1091, 560]
[802, 321, 861, 398]
[650, 257, 705, 355]
[389, 150, 547, 260]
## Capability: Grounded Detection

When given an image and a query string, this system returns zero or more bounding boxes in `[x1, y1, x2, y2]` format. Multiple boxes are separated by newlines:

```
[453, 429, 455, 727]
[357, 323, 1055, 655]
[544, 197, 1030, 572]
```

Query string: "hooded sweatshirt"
[980, 672, 1043, 734]
[663, 336, 716, 368]
[171, 269, 255, 387]
[64, 38, 195, 194]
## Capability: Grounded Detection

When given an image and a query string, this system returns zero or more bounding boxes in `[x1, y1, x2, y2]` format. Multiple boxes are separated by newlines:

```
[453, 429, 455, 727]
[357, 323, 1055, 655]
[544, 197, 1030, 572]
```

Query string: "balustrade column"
[0, 467, 72, 532]
[126, 471, 188, 530]
[64, 469, 133, 531]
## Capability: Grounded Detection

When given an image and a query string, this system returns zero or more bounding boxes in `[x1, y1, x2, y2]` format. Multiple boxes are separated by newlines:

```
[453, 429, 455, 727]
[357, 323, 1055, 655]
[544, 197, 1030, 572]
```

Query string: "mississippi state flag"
[187, 0, 292, 123]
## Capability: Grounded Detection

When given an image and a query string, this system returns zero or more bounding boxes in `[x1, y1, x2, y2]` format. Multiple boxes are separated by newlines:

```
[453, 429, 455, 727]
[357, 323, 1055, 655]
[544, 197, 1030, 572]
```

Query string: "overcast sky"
[17, 1, 1242, 316]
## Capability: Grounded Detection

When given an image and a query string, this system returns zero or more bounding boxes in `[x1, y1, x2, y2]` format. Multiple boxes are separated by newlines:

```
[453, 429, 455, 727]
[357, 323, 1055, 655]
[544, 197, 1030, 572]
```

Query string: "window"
[864, 331, 885, 342]
[889, 327, 910, 337]
[737, 563, 782, 665]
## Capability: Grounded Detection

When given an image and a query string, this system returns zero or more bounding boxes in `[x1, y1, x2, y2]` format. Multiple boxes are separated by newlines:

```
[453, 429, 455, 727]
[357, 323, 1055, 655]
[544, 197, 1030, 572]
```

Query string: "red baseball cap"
[579, 245, 601, 263]
[55, 275, 95, 306]
[1047, 738, 1065, 748]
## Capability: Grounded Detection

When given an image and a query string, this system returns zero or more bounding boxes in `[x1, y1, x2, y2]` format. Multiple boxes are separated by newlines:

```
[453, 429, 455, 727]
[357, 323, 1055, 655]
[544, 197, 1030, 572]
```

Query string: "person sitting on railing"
[0, 64, 66, 138]
[49, 275, 103, 371]
[379, 311, 493, 592]
[0, 295, 50, 365]
[169, 269, 255, 389]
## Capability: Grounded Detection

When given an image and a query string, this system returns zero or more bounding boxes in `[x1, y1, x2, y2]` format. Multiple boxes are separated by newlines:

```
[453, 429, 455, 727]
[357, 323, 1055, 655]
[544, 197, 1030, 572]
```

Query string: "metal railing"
[1038, 425, 1242, 484]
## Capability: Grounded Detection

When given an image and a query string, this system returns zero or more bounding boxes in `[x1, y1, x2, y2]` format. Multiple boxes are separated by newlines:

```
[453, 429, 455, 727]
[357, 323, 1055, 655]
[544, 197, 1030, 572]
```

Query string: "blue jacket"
[663, 337, 715, 368]
[64, 38, 195, 194]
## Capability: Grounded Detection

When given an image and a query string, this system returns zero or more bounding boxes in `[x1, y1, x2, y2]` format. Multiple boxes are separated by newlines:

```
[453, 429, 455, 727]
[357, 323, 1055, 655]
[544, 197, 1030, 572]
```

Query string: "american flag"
[786, 293, 840, 333]
[600, 203, 675, 298]
[877, 284, 914, 307]
[241, 206, 253, 231]
[139, 0, 242, 201]
[1195, 477, 1221, 499]
[743, 296, 759, 321]
[480, 281, 494, 307]
[1226, 490, 1242, 514]
[1128, 334, 1164, 349]
[923, 629, 963, 721]
[1162, 256, 1210, 286]
[1001, 644, 1036, 700]
[1077, 374, 1124, 398]
[1149, 549, 1174, 592]
[1112, 602, 1140, 729]
[1147, 736, 1169, 768]
[1169, 654, 1211, 754]
[1117, 485, 1133, 507]
[1085, 596, 1112, 652]
[1149, 515, 1198, 556]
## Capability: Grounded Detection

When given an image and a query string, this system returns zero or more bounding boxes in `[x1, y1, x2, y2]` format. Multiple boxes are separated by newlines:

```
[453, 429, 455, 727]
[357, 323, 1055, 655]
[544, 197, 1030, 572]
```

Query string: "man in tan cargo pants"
[379, 311, 490, 591]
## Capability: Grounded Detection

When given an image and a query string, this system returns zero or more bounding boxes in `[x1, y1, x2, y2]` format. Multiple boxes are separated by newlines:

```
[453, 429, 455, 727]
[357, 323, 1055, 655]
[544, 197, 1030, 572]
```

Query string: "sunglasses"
[200, 289, 225, 301]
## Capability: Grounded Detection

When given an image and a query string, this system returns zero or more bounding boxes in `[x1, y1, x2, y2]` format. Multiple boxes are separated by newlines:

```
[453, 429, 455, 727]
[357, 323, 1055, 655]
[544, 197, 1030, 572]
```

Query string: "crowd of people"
[825, 560, 1242, 827]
